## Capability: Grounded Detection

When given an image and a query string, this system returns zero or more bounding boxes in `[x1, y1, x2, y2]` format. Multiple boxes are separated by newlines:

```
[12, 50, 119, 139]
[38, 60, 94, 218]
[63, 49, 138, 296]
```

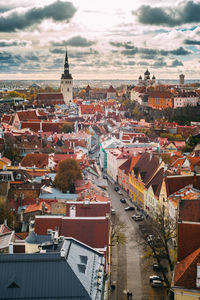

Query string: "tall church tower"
[60, 49, 73, 105]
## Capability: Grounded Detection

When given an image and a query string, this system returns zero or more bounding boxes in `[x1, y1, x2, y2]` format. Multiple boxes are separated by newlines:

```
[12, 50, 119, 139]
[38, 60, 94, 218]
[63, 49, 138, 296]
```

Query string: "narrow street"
[107, 180, 166, 300]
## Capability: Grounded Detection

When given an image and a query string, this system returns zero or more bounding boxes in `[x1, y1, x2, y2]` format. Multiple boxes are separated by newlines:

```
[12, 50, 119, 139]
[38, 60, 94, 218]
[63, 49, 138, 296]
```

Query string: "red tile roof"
[21, 121, 41, 131]
[177, 222, 200, 262]
[107, 85, 116, 93]
[179, 199, 200, 223]
[165, 175, 200, 196]
[80, 104, 103, 115]
[149, 91, 172, 98]
[17, 110, 38, 121]
[174, 247, 200, 289]
[24, 201, 50, 214]
[34, 216, 109, 249]
[66, 202, 110, 217]
[37, 93, 64, 100]
[21, 153, 49, 168]
[132, 86, 146, 93]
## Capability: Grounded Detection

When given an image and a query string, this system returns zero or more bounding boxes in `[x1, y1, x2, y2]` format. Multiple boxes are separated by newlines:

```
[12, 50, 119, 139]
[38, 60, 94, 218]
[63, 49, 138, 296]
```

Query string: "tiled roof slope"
[165, 175, 200, 196]
[177, 222, 200, 262]
[173, 248, 200, 290]
[34, 216, 109, 249]
[179, 199, 200, 222]
[17, 110, 38, 121]
[133, 152, 161, 185]
[21, 153, 48, 168]
[146, 168, 164, 197]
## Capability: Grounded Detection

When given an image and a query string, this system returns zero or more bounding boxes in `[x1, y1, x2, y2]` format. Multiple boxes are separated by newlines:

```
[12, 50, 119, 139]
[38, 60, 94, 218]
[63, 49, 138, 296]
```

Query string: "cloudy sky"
[0, 0, 200, 80]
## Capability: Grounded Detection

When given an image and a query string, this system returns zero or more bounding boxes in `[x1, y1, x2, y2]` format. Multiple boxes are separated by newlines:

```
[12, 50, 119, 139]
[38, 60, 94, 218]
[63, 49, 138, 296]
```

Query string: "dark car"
[120, 198, 126, 203]
[114, 186, 119, 192]
[124, 206, 135, 211]
[103, 175, 108, 179]
[153, 264, 168, 273]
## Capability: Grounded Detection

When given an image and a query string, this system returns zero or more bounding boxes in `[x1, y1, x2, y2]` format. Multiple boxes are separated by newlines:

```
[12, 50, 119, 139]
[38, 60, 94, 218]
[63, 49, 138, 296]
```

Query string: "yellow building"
[0, 157, 11, 169]
[129, 152, 164, 210]
[129, 171, 145, 207]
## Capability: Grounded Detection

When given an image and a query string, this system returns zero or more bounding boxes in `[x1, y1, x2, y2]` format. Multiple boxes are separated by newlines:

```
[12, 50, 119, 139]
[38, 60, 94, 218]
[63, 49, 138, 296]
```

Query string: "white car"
[149, 275, 162, 283]
[151, 280, 164, 287]
[111, 208, 116, 215]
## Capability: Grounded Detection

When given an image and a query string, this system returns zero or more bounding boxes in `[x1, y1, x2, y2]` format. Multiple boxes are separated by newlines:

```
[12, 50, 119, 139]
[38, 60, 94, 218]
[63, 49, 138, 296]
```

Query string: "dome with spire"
[144, 69, 150, 76]
[152, 75, 155, 79]
[139, 75, 142, 79]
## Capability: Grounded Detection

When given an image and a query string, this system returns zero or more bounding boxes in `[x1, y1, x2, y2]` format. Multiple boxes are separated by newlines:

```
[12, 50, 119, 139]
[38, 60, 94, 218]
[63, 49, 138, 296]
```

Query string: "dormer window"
[16, 173, 22, 180]
[8, 281, 20, 288]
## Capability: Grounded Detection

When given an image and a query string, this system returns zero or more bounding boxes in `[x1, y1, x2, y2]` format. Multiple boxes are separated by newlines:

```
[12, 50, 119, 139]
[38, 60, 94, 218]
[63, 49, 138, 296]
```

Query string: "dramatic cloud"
[0, 5, 13, 13]
[170, 59, 183, 67]
[110, 42, 191, 57]
[152, 59, 167, 68]
[69, 49, 99, 58]
[52, 36, 96, 47]
[0, 39, 30, 47]
[184, 39, 200, 45]
[50, 48, 65, 54]
[136, 1, 200, 27]
[0, 1, 76, 32]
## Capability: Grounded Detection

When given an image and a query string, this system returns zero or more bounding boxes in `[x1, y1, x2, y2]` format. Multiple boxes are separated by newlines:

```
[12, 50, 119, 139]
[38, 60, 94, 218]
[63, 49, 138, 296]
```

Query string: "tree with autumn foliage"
[59, 122, 73, 133]
[53, 159, 82, 193]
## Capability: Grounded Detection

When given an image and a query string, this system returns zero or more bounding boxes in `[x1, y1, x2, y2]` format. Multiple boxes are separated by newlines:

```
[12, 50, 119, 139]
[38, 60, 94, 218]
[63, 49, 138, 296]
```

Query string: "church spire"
[61, 48, 72, 79]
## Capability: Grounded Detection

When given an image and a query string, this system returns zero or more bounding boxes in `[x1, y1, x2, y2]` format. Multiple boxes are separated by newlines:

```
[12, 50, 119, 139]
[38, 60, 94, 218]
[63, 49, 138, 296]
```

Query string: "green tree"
[0, 202, 14, 227]
[3, 145, 21, 165]
[59, 122, 73, 133]
[53, 159, 82, 193]
[8, 91, 26, 98]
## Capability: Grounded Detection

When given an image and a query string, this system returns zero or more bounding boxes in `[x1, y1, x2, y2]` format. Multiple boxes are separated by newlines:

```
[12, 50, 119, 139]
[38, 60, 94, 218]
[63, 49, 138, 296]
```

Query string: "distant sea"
[0, 79, 200, 89]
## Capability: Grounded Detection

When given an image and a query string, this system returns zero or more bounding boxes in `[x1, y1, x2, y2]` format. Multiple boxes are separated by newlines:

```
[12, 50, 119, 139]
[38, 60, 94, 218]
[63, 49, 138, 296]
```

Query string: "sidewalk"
[110, 242, 118, 300]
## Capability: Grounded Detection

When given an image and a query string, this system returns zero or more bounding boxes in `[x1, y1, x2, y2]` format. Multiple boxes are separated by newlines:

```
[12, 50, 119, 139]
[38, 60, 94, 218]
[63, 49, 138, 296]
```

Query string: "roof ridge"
[175, 248, 200, 285]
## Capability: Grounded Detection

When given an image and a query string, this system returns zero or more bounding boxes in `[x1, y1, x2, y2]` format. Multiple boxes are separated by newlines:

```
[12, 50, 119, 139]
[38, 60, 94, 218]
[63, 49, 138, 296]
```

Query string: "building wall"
[61, 79, 73, 105]
[118, 169, 129, 192]
[99, 144, 107, 170]
[148, 96, 173, 109]
[174, 96, 199, 108]
[107, 151, 127, 183]
[144, 186, 158, 217]
[173, 288, 200, 300]
[129, 171, 145, 208]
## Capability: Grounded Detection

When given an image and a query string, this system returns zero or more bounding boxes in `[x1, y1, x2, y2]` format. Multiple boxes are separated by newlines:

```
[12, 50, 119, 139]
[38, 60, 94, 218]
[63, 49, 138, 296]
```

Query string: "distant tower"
[138, 75, 142, 85]
[179, 74, 185, 85]
[144, 69, 150, 80]
[60, 49, 73, 105]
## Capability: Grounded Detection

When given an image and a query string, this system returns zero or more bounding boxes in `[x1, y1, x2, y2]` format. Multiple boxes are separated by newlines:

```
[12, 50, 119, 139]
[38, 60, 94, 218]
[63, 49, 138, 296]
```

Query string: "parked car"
[114, 186, 119, 192]
[150, 280, 164, 288]
[132, 214, 144, 221]
[117, 190, 123, 195]
[125, 206, 135, 211]
[149, 275, 162, 283]
[103, 174, 108, 179]
[111, 208, 116, 215]
[153, 264, 168, 273]
[120, 198, 126, 203]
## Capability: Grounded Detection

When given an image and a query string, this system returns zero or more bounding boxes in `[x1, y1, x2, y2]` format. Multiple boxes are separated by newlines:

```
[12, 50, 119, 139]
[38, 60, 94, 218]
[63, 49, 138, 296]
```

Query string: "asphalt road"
[107, 180, 166, 300]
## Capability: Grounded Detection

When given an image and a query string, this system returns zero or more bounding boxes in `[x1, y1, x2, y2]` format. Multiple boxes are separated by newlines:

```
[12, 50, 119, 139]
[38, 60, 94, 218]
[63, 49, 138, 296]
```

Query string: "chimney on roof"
[193, 171, 198, 189]
[196, 264, 200, 288]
